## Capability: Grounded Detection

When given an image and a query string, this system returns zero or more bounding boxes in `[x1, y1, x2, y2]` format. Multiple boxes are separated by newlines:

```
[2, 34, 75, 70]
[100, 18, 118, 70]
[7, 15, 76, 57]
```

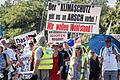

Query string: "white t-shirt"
[21, 49, 33, 72]
[22, 49, 32, 58]
[99, 46, 119, 71]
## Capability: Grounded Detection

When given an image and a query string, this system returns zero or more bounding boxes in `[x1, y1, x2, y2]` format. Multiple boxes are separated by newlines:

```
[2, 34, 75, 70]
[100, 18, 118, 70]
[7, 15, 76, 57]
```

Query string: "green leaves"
[0, 0, 45, 38]
[0, 0, 120, 39]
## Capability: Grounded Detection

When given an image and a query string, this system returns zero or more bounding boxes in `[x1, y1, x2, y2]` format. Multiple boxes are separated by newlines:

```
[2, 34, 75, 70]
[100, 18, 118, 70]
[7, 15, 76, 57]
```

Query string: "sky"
[0, 0, 8, 5]
[108, 0, 116, 7]
[0, 0, 117, 7]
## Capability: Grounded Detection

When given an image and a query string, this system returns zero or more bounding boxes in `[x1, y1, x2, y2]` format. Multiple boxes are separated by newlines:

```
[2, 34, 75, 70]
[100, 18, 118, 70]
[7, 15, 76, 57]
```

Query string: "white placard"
[46, 2, 101, 34]
[48, 30, 67, 43]
[14, 31, 37, 46]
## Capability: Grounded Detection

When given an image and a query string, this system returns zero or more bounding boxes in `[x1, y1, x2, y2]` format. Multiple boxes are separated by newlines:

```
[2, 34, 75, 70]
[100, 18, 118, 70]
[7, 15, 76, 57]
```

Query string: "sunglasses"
[15, 50, 18, 52]
[75, 47, 81, 49]
[105, 40, 111, 42]
[18, 49, 21, 51]
[52, 45, 58, 48]
[29, 43, 33, 45]
[91, 52, 95, 53]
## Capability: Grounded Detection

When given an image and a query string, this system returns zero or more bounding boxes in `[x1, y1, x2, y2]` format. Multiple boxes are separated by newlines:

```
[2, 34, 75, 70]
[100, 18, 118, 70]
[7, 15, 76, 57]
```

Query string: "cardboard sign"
[14, 31, 37, 46]
[48, 30, 67, 43]
[46, 2, 101, 34]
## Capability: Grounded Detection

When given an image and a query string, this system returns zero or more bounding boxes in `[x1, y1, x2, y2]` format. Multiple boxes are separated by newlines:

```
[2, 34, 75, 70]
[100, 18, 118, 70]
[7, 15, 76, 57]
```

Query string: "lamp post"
[40, 0, 49, 32]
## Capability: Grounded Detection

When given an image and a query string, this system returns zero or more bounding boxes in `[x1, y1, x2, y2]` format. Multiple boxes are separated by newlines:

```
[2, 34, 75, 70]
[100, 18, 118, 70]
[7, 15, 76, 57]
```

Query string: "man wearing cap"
[99, 37, 120, 80]
[32, 36, 53, 80]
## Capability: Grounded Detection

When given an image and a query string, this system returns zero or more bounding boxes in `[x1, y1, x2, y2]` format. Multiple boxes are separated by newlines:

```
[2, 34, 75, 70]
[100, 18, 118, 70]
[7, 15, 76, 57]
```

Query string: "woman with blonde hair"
[67, 44, 88, 80]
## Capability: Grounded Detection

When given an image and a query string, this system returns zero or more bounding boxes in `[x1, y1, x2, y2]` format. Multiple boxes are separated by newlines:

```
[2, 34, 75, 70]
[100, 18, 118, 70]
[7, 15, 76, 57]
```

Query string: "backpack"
[101, 46, 120, 61]
[101, 46, 115, 55]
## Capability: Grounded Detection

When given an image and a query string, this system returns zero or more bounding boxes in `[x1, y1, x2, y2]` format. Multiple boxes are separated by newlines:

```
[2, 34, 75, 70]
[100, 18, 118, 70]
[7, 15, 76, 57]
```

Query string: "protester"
[49, 42, 64, 80]
[67, 44, 88, 80]
[32, 36, 53, 80]
[10, 45, 21, 80]
[58, 43, 69, 80]
[0, 45, 10, 80]
[22, 40, 34, 71]
[29, 41, 36, 71]
[89, 50, 101, 80]
[99, 37, 120, 80]
[0, 39, 17, 80]
[1, 39, 17, 63]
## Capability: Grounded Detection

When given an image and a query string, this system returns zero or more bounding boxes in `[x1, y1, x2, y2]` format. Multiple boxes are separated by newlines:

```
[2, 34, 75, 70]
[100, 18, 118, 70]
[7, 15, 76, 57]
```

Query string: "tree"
[110, 0, 120, 34]
[89, 0, 110, 34]
[100, 0, 120, 34]
[0, 0, 45, 39]
[0, 0, 118, 40]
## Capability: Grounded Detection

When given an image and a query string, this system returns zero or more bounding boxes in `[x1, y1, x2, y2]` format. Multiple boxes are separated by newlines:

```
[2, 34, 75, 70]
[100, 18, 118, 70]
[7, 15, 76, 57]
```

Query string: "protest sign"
[14, 31, 37, 46]
[48, 30, 67, 43]
[46, 2, 101, 34]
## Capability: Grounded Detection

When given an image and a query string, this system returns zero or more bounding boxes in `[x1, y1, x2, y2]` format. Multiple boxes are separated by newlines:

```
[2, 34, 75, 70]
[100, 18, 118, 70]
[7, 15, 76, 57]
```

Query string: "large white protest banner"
[46, 2, 101, 34]
[14, 31, 37, 46]
[48, 30, 67, 43]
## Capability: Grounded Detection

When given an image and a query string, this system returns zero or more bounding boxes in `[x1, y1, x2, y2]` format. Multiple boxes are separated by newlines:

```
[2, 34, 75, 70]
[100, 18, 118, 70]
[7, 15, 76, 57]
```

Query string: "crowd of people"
[0, 36, 120, 80]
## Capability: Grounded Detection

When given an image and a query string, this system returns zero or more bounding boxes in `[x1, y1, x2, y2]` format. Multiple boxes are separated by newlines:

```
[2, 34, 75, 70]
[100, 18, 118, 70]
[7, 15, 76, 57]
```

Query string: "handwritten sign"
[14, 31, 37, 46]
